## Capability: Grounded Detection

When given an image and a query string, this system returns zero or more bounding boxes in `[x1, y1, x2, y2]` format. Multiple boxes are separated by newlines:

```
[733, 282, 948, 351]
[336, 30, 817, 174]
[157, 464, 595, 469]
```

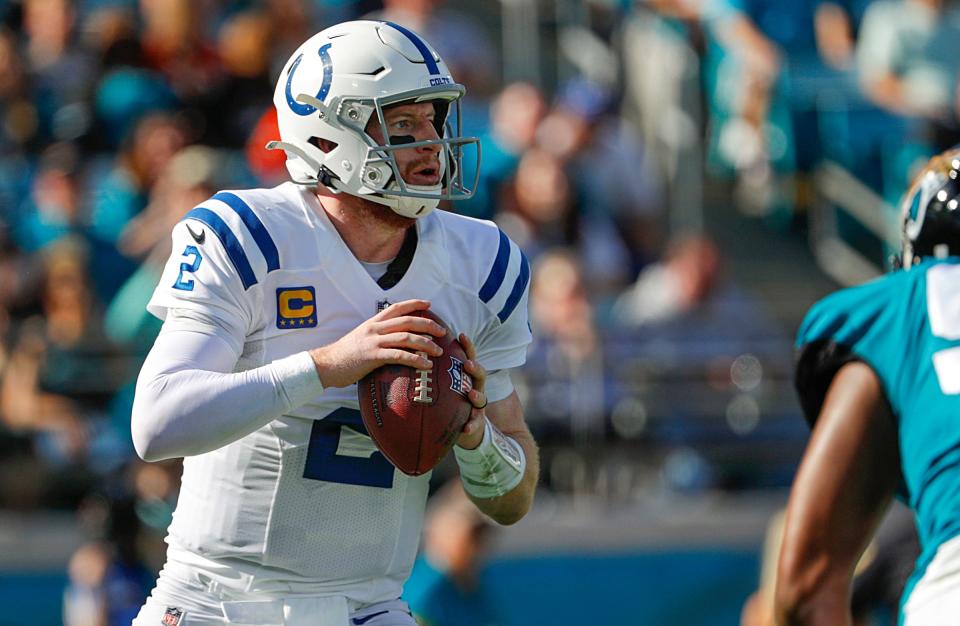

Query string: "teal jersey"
[796, 257, 960, 605]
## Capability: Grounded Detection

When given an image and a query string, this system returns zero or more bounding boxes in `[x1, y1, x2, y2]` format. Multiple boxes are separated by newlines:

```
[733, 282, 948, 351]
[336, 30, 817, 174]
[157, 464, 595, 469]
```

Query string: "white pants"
[133, 597, 414, 626]
[132, 559, 415, 626]
[904, 534, 960, 626]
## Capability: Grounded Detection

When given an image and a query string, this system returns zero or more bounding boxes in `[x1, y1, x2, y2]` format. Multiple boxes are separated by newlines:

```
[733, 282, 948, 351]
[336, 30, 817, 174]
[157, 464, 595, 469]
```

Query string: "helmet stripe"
[383, 21, 441, 75]
[284, 44, 334, 116]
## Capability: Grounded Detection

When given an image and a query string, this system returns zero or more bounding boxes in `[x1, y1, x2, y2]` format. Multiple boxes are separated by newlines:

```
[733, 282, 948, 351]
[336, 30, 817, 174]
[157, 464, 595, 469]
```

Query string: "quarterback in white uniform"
[130, 21, 538, 626]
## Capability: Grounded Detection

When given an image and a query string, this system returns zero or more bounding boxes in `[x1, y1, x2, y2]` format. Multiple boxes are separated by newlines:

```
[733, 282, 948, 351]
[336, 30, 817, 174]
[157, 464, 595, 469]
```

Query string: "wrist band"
[454, 421, 525, 498]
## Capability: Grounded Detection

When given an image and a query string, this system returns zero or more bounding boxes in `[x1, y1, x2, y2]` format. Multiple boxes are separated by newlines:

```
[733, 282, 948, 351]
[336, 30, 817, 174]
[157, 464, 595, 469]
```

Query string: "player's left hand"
[456, 332, 487, 450]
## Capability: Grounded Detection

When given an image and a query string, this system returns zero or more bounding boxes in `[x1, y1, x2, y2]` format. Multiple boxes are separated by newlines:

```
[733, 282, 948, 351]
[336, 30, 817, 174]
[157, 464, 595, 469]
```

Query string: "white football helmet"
[268, 20, 481, 219]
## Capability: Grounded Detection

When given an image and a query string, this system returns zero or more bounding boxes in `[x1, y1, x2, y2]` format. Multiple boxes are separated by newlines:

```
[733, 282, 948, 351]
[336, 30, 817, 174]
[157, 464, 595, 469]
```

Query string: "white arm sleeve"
[131, 310, 323, 462]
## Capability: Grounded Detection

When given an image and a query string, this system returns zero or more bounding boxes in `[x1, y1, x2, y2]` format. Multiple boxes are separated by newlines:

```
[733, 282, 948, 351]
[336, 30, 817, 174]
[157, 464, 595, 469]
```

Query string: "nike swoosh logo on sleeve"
[185, 223, 206, 244]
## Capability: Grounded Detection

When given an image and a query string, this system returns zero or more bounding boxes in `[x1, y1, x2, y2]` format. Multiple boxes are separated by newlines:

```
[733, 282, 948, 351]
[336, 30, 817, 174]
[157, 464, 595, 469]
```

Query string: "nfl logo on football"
[447, 357, 472, 397]
[162, 607, 184, 626]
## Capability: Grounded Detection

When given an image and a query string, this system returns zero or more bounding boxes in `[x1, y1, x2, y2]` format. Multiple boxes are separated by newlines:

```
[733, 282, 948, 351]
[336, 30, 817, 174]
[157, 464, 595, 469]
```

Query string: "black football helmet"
[899, 148, 960, 269]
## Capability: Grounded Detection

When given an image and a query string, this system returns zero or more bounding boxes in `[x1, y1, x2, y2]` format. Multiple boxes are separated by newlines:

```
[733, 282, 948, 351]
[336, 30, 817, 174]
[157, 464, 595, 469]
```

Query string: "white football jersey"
[146, 182, 532, 603]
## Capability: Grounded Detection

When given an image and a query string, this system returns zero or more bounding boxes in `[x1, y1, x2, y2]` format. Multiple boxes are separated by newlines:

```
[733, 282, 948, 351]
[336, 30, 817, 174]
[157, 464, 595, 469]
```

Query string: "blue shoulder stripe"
[479, 230, 511, 303]
[497, 251, 530, 323]
[184, 207, 258, 290]
[212, 192, 280, 272]
[383, 21, 441, 76]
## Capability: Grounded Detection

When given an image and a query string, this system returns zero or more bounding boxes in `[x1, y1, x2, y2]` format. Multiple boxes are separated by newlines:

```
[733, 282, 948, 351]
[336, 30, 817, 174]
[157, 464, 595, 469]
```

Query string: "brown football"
[358, 309, 474, 476]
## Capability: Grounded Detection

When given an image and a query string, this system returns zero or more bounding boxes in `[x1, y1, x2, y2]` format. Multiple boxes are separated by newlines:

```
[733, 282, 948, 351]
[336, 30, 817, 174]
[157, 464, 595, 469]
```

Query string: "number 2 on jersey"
[304, 408, 394, 488]
[173, 245, 203, 291]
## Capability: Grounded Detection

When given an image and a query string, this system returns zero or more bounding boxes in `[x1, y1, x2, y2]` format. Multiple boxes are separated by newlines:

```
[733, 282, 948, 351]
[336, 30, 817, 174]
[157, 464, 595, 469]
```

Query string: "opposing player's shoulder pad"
[181, 190, 282, 290]
[796, 271, 913, 351]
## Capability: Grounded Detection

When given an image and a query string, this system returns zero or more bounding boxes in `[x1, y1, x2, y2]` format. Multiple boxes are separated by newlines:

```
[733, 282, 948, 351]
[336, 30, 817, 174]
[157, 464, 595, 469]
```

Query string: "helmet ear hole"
[308, 136, 338, 153]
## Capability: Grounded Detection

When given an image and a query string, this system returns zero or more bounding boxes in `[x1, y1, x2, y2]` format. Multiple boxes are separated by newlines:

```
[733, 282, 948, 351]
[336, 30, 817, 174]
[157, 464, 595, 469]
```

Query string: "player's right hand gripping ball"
[358, 310, 474, 476]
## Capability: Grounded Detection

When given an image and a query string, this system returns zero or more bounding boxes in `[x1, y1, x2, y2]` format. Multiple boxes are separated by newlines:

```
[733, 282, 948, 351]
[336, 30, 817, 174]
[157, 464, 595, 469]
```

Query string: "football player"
[775, 148, 960, 625]
[129, 21, 538, 626]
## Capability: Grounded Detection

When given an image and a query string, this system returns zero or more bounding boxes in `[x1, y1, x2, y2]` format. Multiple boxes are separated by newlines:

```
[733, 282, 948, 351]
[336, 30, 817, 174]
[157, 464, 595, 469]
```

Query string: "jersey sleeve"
[147, 193, 276, 350]
[794, 272, 912, 425]
[473, 229, 533, 372]
[794, 337, 861, 426]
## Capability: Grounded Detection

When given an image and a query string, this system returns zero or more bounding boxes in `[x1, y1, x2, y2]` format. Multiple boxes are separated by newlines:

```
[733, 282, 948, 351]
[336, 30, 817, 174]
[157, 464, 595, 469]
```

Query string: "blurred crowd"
[0, 0, 951, 624]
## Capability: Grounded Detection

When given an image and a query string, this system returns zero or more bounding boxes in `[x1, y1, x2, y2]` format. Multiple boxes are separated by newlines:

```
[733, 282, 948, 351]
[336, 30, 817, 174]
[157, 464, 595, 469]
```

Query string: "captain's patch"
[277, 286, 317, 329]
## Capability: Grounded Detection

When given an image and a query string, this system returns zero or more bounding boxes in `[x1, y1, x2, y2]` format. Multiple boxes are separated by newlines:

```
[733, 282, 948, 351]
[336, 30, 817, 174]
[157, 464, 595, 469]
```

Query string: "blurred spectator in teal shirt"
[405, 481, 499, 626]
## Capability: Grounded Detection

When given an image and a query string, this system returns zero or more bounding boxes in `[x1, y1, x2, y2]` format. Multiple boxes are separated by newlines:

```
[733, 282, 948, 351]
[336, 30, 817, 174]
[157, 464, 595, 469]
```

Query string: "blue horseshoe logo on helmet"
[285, 43, 333, 116]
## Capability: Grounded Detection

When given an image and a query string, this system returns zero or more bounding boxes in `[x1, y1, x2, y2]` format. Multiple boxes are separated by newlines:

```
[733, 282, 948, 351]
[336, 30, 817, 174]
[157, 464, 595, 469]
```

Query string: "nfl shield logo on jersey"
[447, 356, 472, 397]
[161, 607, 184, 626]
